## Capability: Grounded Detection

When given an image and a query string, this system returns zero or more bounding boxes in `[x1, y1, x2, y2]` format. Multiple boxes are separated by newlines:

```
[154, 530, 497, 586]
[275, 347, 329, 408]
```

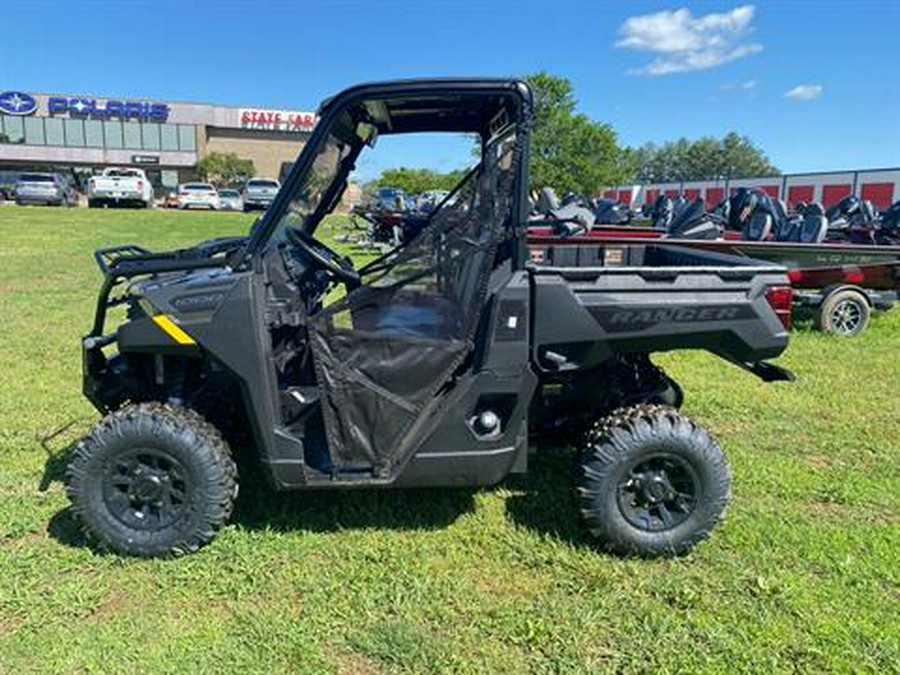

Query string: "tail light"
[136, 180, 144, 190]
[765, 285, 793, 330]
[89, 178, 96, 190]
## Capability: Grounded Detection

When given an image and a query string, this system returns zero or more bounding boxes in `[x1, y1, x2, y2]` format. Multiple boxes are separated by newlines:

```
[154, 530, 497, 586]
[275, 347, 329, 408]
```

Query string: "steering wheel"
[285, 227, 360, 290]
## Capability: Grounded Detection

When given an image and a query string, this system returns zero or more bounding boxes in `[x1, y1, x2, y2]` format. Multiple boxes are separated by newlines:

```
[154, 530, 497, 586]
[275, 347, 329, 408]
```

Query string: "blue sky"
[2, 0, 898, 180]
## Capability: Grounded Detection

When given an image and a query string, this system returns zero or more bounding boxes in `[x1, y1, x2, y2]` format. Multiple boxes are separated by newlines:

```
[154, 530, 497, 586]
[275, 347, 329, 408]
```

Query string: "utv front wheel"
[576, 404, 730, 557]
[65, 403, 238, 557]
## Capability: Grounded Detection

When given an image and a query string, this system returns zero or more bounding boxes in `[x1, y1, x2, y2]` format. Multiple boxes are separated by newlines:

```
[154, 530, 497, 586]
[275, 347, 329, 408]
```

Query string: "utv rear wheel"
[65, 403, 238, 557]
[576, 404, 730, 557]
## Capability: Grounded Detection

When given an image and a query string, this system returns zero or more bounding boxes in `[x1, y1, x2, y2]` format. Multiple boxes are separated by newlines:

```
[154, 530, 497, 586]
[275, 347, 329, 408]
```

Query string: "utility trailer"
[67, 78, 793, 558]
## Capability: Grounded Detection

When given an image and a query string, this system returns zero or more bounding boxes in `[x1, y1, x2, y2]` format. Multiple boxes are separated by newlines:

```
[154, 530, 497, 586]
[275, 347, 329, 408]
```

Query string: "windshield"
[219, 190, 239, 197]
[266, 128, 355, 247]
[20, 174, 54, 183]
[183, 184, 214, 191]
[106, 169, 140, 178]
[248, 180, 279, 189]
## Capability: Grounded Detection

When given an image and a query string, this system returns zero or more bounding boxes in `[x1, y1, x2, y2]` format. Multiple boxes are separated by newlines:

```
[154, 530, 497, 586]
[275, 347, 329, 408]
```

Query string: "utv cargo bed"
[528, 242, 792, 372]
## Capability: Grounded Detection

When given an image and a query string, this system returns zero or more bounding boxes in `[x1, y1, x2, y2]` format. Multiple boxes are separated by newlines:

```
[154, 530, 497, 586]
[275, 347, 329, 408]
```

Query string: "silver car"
[217, 188, 244, 211]
[242, 178, 280, 212]
[15, 173, 77, 206]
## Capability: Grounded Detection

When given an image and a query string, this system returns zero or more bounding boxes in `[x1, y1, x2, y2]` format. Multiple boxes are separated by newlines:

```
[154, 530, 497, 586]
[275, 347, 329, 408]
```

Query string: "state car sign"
[239, 108, 317, 132]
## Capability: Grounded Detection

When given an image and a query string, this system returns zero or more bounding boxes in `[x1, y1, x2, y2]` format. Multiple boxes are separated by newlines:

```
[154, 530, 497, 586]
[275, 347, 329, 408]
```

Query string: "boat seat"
[774, 217, 799, 242]
[799, 215, 828, 243]
[805, 202, 825, 217]
[743, 212, 773, 241]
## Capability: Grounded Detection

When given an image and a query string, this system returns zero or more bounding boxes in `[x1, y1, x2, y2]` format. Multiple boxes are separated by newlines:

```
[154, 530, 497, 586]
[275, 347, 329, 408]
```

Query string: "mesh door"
[310, 127, 521, 473]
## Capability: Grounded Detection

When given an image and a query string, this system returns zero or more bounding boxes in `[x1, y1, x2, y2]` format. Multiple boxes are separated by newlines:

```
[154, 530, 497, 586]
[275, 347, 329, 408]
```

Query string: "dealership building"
[0, 90, 317, 193]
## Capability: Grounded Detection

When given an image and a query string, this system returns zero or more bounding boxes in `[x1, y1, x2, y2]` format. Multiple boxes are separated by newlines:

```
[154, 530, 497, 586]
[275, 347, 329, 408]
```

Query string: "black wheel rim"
[103, 448, 193, 531]
[616, 453, 699, 532]
[830, 299, 862, 334]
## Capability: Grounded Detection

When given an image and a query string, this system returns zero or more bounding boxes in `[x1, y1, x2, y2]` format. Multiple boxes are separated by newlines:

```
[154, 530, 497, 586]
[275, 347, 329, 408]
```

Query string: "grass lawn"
[0, 206, 897, 673]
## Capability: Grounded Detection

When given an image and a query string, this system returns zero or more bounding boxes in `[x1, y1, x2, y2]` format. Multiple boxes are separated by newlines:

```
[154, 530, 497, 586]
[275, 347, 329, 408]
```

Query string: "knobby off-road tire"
[814, 289, 870, 336]
[575, 404, 730, 557]
[65, 403, 238, 557]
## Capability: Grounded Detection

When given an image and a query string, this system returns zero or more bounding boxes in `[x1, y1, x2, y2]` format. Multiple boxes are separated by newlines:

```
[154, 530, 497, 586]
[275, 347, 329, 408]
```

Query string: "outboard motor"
[651, 195, 675, 230]
[729, 188, 767, 239]
[536, 187, 561, 215]
[881, 201, 900, 233]
[671, 195, 687, 213]
[594, 198, 631, 225]
[826, 195, 860, 232]
[666, 199, 722, 240]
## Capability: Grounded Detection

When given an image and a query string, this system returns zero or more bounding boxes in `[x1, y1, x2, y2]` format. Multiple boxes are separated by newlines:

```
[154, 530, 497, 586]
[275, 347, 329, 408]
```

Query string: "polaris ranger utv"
[67, 79, 794, 558]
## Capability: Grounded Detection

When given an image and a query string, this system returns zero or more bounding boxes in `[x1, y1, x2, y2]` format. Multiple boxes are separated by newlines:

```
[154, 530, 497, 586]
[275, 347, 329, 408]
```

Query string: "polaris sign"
[0, 91, 38, 116]
[48, 97, 170, 122]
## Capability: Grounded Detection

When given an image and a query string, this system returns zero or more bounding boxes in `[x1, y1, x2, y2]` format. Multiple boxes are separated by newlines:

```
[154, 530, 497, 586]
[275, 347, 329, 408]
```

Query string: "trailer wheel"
[815, 288, 870, 336]
[65, 403, 238, 557]
[575, 404, 730, 557]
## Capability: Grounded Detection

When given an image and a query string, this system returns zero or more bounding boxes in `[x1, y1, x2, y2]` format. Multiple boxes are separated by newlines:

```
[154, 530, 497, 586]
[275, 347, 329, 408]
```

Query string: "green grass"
[0, 206, 898, 673]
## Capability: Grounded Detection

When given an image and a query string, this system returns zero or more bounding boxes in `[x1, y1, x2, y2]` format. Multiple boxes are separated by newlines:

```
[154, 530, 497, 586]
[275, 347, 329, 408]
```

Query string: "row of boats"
[527, 188, 900, 336]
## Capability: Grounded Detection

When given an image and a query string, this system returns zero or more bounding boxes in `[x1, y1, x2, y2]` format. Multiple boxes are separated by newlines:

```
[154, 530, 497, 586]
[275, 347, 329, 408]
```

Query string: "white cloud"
[784, 83, 823, 100]
[617, 5, 762, 75]
[720, 78, 758, 91]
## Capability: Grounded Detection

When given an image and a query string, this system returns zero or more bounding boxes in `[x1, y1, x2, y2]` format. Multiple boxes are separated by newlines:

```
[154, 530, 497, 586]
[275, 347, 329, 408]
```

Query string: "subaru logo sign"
[0, 91, 38, 116]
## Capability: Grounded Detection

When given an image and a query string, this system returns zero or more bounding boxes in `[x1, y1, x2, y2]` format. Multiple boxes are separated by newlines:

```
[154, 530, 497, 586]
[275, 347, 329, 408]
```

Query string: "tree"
[525, 72, 627, 195]
[371, 167, 467, 195]
[626, 133, 778, 183]
[196, 152, 255, 187]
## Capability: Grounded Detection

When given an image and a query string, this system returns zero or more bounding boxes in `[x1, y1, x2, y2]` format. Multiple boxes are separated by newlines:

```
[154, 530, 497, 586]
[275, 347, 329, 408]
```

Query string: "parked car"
[0, 170, 20, 202]
[242, 178, 280, 212]
[372, 186, 406, 211]
[15, 173, 77, 206]
[216, 188, 243, 211]
[178, 183, 218, 210]
[88, 168, 153, 208]
[418, 189, 450, 212]
[162, 191, 180, 209]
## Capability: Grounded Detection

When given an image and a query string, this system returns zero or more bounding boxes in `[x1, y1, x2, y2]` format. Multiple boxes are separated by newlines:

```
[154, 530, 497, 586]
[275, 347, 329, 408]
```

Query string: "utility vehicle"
[67, 79, 794, 558]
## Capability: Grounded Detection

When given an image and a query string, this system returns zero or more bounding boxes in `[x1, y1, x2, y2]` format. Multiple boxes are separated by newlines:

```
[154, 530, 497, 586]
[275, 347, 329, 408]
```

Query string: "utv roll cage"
[243, 78, 534, 264]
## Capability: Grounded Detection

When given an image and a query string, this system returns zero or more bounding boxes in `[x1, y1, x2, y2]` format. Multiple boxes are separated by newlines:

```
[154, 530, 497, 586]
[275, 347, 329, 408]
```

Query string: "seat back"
[743, 212, 773, 241]
[805, 202, 825, 217]
[800, 215, 828, 243]
[774, 217, 798, 242]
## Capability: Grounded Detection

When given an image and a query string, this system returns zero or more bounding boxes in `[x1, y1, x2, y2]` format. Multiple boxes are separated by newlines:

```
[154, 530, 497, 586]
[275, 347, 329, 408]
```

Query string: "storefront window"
[24, 117, 45, 145]
[178, 124, 196, 151]
[141, 123, 160, 150]
[64, 119, 85, 147]
[1, 115, 25, 143]
[45, 118, 65, 146]
[104, 121, 123, 148]
[160, 124, 179, 151]
[123, 122, 142, 149]
[84, 120, 103, 148]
